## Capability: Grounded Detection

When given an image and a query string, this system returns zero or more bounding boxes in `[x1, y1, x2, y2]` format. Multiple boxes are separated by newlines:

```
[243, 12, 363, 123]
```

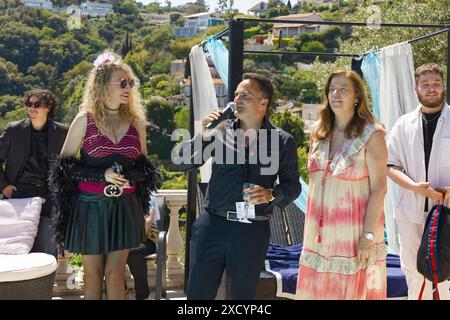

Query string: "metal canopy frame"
[184, 17, 450, 292]
[228, 18, 450, 103]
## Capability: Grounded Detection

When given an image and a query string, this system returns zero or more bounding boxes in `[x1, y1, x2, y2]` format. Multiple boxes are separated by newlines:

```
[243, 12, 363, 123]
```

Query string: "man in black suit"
[0, 89, 68, 257]
[175, 73, 301, 299]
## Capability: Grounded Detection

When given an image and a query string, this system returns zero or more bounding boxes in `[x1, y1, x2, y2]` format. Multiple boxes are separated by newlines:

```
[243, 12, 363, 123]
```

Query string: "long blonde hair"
[81, 50, 147, 134]
[311, 70, 378, 142]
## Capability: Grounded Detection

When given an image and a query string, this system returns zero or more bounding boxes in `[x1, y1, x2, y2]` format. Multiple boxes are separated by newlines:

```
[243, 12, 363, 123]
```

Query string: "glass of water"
[241, 183, 255, 223]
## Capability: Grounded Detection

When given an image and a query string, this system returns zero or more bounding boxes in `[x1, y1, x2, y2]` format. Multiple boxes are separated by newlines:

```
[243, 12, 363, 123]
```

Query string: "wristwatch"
[363, 231, 374, 241]
[267, 189, 276, 202]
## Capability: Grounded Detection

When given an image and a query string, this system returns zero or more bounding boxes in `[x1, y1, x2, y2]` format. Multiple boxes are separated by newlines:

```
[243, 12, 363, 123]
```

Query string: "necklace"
[421, 111, 441, 124]
[105, 105, 120, 112]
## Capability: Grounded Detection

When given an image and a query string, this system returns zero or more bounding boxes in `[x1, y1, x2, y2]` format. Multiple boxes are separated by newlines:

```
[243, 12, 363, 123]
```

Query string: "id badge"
[236, 202, 256, 219]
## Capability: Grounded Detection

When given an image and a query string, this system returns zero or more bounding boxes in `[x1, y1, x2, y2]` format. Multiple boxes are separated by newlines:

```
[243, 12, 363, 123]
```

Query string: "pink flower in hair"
[93, 52, 115, 67]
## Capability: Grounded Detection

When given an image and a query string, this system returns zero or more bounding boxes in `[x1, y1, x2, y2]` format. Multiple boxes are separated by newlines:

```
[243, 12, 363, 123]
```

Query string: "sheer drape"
[378, 42, 419, 255]
[189, 45, 218, 182]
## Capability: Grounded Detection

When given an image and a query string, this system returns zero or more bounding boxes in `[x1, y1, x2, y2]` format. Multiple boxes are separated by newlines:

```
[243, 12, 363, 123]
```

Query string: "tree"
[310, 0, 449, 93]
[63, 60, 92, 81]
[165, 0, 171, 11]
[185, 1, 207, 15]
[98, 27, 115, 43]
[297, 146, 309, 183]
[0, 21, 40, 73]
[47, 15, 67, 34]
[0, 58, 25, 96]
[121, 31, 131, 56]
[27, 62, 56, 87]
[170, 12, 185, 26]
[0, 106, 27, 132]
[146, 2, 163, 13]
[59, 77, 86, 123]
[270, 110, 307, 148]
[38, 35, 86, 75]
[0, 0, 21, 9]
[217, 0, 234, 18]
[195, 0, 208, 11]
[277, 70, 321, 103]
[148, 134, 176, 160]
[143, 25, 173, 51]
[115, 0, 139, 16]
[174, 106, 190, 131]
[0, 95, 23, 117]
[145, 98, 181, 159]
[123, 50, 151, 76]
[301, 40, 326, 53]
[300, 40, 326, 63]
[265, 0, 289, 18]
[145, 98, 180, 134]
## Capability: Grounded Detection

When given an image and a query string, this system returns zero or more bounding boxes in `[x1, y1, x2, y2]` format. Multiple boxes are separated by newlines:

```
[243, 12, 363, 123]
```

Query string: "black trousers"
[11, 186, 57, 258]
[186, 211, 270, 300]
[127, 239, 156, 300]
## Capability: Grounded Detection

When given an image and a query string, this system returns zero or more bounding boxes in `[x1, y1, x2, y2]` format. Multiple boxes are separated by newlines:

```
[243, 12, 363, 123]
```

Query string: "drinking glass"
[241, 183, 255, 223]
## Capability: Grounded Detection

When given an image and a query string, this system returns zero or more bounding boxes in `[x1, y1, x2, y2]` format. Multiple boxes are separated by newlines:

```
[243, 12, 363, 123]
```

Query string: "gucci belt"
[103, 184, 123, 197]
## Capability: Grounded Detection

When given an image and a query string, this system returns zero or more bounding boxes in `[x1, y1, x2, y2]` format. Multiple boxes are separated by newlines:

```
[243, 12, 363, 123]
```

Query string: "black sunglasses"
[112, 78, 135, 89]
[26, 101, 44, 108]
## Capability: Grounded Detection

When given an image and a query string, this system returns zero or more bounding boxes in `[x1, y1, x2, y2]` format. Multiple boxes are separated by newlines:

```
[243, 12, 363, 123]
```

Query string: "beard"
[418, 90, 445, 109]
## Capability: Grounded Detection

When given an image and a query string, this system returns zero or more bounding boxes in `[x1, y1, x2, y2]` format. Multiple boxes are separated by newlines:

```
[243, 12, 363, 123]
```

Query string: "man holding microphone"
[174, 73, 301, 300]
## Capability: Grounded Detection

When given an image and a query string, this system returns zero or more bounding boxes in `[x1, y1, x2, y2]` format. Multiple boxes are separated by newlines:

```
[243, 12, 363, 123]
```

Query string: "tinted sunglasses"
[26, 101, 44, 108]
[112, 78, 135, 89]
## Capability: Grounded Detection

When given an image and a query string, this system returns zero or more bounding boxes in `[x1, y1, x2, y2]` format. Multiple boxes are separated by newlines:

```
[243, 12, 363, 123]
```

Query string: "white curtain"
[189, 45, 218, 182]
[379, 42, 418, 131]
[379, 42, 419, 254]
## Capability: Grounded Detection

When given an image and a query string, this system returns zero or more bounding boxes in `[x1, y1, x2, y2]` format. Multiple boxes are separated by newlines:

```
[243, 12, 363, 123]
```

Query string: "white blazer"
[387, 103, 450, 224]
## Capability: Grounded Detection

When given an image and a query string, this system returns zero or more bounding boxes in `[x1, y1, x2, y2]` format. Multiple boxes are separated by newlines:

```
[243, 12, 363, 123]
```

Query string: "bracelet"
[267, 189, 275, 202]
[362, 231, 374, 241]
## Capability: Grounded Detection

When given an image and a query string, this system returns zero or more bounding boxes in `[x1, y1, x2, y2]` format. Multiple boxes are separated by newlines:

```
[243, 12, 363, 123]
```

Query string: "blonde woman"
[295, 71, 387, 299]
[50, 51, 160, 300]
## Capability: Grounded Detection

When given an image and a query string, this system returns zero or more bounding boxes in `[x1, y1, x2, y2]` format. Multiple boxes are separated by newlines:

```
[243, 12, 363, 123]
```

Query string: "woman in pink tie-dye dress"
[296, 71, 388, 300]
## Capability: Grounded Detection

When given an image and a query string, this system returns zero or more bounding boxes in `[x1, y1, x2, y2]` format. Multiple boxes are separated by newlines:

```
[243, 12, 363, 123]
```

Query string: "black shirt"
[16, 122, 49, 188]
[176, 117, 301, 216]
[422, 110, 442, 211]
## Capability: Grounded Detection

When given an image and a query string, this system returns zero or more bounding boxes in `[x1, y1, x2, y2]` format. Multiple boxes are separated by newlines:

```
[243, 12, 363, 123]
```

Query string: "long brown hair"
[311, 70, 378, 142]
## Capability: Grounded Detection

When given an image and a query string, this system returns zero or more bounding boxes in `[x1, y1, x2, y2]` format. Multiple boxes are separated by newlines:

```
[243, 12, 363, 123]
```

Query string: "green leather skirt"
[65, 192, 145, 255]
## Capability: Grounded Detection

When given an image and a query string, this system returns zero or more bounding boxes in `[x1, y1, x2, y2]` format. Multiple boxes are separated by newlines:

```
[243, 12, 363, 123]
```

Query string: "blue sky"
[139, 0, 294, 14]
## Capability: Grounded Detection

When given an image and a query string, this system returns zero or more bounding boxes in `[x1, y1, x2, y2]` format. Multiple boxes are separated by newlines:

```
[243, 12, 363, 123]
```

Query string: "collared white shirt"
[387, 103, 450, 224]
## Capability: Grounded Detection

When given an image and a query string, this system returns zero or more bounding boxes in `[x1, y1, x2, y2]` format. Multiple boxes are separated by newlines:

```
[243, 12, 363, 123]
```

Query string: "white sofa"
[0, 253, 57, 299]
[0, 197, 57, 300]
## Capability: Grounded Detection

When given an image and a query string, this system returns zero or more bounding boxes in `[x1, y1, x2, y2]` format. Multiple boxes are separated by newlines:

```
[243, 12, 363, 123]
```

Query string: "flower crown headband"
[93, 52, 118, 67]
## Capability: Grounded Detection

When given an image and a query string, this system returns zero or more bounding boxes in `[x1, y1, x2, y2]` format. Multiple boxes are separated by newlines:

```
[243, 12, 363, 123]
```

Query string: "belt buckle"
[226, 211, 239, 222]
[103, 184, 123, 197]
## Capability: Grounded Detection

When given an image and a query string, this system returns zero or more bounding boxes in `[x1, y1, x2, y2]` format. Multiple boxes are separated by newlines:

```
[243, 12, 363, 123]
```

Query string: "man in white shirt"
[387, 63, 450, 299]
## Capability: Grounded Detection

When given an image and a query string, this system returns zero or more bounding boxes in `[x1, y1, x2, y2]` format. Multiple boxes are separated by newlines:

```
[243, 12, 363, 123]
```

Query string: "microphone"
[206, 102, 237, 129]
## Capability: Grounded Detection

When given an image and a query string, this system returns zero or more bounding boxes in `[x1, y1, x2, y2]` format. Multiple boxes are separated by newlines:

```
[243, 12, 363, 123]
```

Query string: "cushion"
[0, 197, 44, 255]
[0, 252, 57, 282]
